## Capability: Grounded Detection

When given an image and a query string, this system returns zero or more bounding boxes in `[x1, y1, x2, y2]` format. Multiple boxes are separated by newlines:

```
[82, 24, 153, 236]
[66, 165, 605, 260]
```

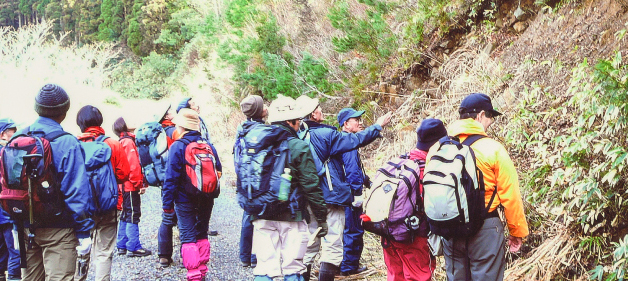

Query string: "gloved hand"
[317, 222, 328, 238]
[352, 195, 364, 208]
[139, 188, 147, 195]
[164, 208, 175, 214]
[76, 237, 92, 256]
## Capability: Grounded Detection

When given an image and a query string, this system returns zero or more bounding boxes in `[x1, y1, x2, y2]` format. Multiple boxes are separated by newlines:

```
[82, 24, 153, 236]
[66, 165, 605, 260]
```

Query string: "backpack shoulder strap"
[461, 134, 486, 147]
[45, 130, 72, 141]
[96, 135, 109, 142]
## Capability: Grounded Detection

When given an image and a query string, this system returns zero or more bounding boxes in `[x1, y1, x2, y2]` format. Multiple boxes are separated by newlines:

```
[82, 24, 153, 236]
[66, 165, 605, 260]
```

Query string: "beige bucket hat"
[171, 108, 200, 131]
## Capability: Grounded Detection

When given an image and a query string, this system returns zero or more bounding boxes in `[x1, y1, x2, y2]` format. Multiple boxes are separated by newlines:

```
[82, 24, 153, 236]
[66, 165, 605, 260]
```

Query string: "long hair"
[112, 117, 128, 137]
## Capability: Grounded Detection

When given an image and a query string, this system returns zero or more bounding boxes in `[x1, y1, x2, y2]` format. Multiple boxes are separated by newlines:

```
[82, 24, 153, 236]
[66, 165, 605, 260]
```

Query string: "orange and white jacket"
[427, 118, 529, 238]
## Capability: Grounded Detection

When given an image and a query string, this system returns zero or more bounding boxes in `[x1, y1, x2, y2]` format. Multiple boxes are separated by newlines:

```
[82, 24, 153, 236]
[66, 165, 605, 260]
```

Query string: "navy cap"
[176, 98, 192, 113]
[416, 118, 447, 151]
[0, 118, 16, 135]
[458, 93, 502, 117]
[337, 108, 365, 127]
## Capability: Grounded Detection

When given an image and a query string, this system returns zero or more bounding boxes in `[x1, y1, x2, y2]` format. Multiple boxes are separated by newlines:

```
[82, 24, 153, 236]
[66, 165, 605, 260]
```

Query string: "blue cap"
[416, 118, 447, 151]
[176, 98, 192, 113]
[337, 108, 365, 127]
[459, 93, 502, 117]
[0, 118, 16, 135]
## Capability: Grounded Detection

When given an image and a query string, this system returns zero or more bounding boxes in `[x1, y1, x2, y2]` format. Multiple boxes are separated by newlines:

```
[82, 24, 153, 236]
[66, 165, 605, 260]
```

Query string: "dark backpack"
[135, 122, 169, 186]
[363, 155, 423, 243]
[236, 124, 296, 217]
[0, 130, 69, 224]
[79, 135, 118, 216]
[423, 135, 497, 239]
[179, 138, 219, 199]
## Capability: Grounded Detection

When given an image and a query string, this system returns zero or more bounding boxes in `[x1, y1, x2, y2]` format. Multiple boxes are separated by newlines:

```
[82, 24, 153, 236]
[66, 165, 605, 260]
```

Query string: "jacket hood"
[447, 118, 488, 138]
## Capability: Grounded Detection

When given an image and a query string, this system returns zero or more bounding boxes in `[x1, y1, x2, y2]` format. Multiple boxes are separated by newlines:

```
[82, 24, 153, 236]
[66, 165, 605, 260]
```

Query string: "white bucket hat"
[295, 95, 319, 117]
[268, 95, 308, 123]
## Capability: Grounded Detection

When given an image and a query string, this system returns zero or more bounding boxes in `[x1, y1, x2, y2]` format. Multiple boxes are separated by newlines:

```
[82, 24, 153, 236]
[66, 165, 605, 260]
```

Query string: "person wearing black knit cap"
[21, 84, 94, 280]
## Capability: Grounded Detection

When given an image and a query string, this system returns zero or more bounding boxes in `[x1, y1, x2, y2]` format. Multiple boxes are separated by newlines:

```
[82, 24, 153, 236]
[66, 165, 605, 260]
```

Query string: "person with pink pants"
[162, 109, 222, 281]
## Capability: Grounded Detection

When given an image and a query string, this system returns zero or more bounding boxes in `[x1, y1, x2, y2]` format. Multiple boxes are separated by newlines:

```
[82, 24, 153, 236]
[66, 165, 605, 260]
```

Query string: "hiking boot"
[251, 261, 257, 268]
[159, 257, 172, 267]
[209, 230, 218, 236]
[127, 248, 152, 257]
[240, 261, 251, 267]
[117, 248, 127, 255]
[340, 266, 368, 276]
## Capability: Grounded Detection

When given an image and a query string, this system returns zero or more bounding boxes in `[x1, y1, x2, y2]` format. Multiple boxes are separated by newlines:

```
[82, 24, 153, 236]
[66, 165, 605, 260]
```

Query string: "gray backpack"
[423, 135, 496, 239]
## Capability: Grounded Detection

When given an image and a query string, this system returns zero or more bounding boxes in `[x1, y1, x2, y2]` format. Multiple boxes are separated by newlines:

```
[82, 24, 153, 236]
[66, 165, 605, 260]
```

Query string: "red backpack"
[0, 130, 69, 224]
[180, 139, 219, 198]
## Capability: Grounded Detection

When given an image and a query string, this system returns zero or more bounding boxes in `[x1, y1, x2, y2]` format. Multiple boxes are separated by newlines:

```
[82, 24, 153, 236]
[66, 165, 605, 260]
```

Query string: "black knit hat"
[35, 84, 70, 117]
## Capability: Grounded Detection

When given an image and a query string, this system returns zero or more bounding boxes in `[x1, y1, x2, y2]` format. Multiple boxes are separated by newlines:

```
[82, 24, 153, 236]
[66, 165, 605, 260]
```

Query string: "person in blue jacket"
[21, 84, 94, 280]
[177, 97, 219, 237]
[296, 95, 392, 281]
[337, 108, 369, 276]
[0, 118, 20, 281]
[163, 108, 222, 281]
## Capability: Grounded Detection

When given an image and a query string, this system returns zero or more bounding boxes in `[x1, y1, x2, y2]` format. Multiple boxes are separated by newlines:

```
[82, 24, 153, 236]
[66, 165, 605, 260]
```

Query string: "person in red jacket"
[75, 105, 130, 280]
[113, 117, 152, 257]
[382, 119, 444, 281]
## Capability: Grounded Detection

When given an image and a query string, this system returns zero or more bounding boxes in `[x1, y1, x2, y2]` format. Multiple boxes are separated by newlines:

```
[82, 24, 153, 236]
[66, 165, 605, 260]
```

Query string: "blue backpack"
[79, 135, 118, 215]
[135, 122, 169, 186]
[235, 123, 296, 217]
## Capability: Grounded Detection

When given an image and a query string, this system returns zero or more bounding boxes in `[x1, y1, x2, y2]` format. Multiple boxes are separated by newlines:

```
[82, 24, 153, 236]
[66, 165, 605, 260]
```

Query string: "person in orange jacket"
[113, 117, 152, 257]
[428, 93, 529, 280]
[75, 105, 130, 281]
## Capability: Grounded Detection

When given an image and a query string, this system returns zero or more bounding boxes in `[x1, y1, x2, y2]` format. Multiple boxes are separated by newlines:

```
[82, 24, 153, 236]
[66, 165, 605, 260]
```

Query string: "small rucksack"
[79, 135, 118, 216]
[236, 124, 295, 217]
[0, 130, 69, 224]
[363, 156, 422, 243]
[135, 122, 169, 186]
[423, 135, 497, 239]
[179, 138, 219, 198]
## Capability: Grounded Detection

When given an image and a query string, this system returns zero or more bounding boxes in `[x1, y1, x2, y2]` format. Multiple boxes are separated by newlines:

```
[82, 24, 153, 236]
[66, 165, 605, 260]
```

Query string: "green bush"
[109, 52, 178, 99]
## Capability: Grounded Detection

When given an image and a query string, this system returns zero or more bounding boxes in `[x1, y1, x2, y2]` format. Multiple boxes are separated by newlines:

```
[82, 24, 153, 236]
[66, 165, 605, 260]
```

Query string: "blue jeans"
[0, 223, 20, 277]
[117, 220, 142, 251]
[175, 202, 212, 244]
[340, 206, 364, 273]
[158, 210, 178, 259]
[254, 274, 303, 281]
[239, 211, 257, 264]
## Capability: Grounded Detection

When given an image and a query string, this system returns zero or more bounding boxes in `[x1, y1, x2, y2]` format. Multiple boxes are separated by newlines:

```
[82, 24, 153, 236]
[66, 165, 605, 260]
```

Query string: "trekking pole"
[22, 154, 42, 249]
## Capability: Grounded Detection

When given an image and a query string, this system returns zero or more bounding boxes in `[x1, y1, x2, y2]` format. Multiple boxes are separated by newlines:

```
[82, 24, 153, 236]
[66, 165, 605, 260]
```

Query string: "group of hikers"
[0, 84, 219, 281]
[233, 92, 528, 281]
[0, 82, 529, 282]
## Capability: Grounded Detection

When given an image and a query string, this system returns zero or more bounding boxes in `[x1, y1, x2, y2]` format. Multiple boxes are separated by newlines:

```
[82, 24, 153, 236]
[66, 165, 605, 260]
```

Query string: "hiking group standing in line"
[0, 83, 528, 281]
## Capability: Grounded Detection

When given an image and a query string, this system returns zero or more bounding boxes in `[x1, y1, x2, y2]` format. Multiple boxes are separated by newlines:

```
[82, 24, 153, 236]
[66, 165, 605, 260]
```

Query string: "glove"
[139, 188, 147, 195]
[317, 222, 328, 238]
[352, 195, 364, 208]
[76, 237, 92, 256]
[164, 208, 175, 214]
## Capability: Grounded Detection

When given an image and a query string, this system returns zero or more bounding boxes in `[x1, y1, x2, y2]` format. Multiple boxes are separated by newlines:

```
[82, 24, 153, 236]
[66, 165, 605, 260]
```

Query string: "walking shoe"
[340, 266, 368, 276]
[7, 274, 21, 281]
[251, 261, 257, 268]
[159, 257, 172, 267]
[117, 248, 127, 255]
[241, 261, 251, 267]
[209, 230, 218, 236]
[127, 248, 152, 257]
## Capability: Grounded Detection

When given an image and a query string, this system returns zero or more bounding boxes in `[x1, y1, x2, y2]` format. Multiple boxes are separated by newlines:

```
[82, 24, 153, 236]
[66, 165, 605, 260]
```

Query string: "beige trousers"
[24, 228, 78, 281]
[74, 210, 118, 281]
[252, 219, 309, 278]
[303, 205, 345, 267]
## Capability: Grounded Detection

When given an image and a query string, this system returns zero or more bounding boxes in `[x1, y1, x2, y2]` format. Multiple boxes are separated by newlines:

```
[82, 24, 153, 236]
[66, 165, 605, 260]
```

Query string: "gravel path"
[86, 173, 253, 281]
